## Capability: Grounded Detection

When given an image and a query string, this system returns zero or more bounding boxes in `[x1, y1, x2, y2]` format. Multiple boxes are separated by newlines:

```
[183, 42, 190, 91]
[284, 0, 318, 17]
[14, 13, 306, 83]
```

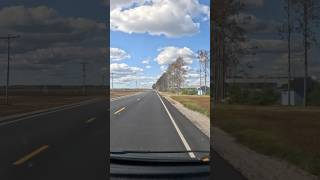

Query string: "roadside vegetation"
[0, 86, 106, 117]
[0, 95, 94, 117]
[110, 89, 143, 98]
[215, 105, 320, 176]
[171, 95, 210, 117]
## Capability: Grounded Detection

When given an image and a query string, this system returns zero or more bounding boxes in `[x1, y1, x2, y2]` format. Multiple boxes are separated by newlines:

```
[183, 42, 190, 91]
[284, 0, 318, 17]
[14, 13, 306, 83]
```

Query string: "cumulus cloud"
[110, 0, 144, 11]
[141, 57, 150, 64]
[110, 63, 143, 75]
[145, 65, 152, 69]
[0, 6, 106, 53]
[110, 0, 209, 37]
[230, 13, 278, 34]
[0, 6, 107, 85]
[110, 47, 130, 61]
[155, 46, 196, 65]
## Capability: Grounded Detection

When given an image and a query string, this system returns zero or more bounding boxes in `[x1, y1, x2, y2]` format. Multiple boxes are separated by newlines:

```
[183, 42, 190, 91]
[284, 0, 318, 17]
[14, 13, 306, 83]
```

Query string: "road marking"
[86, 117, 96, 123]
[13, 145, 49, 166]
[114, 107, 126, 115]
[0, 99, 102, 127]
[111, 92, 144, 102]
[156, 92, 196, 158]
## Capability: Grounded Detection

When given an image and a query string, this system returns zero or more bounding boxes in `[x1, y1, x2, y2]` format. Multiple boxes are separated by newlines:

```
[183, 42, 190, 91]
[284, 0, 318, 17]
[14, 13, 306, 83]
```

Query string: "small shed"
[197, 86, 209, 95]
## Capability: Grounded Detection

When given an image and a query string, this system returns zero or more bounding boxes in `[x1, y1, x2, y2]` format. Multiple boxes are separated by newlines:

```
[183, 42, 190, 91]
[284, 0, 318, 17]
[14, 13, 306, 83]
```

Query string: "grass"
[0, 95, 101, 117]
[110, 89, 143, 98]
[170, 95, 210, 117]
[214, 104, 320, 177]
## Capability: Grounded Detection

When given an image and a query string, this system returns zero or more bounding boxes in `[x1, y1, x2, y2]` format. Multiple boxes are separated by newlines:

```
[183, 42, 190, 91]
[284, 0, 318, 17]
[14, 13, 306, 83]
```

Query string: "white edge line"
[156, 91, 196, 159]
[0, 100, 99, 127]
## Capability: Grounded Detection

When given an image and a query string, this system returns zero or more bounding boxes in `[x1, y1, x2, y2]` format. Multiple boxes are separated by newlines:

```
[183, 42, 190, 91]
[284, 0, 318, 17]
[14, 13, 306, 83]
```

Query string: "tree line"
[212, 0, 320, 106]
[153, 57, 187, 93]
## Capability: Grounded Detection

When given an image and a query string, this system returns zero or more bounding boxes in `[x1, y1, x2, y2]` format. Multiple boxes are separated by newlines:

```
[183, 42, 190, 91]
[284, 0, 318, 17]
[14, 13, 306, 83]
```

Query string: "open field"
[215, 104, 320, 177]
[110, 89, 147, 98]
[0, 95, 103, 117]
[169, 94, 210, 117]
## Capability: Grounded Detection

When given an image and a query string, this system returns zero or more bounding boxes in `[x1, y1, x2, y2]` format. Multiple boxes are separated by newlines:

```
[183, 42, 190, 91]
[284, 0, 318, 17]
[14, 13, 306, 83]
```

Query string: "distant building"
[280, 77, 311, 106]
[281, 90, 303, 106]
[197, 86, 209, 95]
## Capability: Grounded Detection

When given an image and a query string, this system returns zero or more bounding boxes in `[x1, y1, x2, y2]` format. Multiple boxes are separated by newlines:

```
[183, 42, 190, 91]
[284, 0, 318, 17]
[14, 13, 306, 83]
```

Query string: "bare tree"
[279, 0, 293, 106]
[212, 0, 250, 103]
[155, 57, 187, 93]
[293, 0, 320, 106]
[172, 57, 187, 94]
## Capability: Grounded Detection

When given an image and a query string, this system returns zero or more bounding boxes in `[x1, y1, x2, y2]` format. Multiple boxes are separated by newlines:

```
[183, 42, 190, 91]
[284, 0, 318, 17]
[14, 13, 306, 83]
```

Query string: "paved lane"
[0, 98, 108, 180]
[110, 90, 209, 159]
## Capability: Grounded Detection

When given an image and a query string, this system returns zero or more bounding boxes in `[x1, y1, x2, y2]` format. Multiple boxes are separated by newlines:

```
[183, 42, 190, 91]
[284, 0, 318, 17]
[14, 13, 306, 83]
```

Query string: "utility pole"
[303, 1, 308, 107]
[287, 0, 292, 106]
[0, 34, 20, 105]
[80, 62, 88, 96]
[204, 55, 207, 94]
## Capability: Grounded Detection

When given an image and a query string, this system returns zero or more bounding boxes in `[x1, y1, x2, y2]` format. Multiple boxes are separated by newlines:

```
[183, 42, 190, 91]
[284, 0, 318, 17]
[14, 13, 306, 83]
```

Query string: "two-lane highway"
[110, 90, 209, 159]
[0, 98, 109, 180]
[0, 90, 245, 179]
[111, 90, 246, 179]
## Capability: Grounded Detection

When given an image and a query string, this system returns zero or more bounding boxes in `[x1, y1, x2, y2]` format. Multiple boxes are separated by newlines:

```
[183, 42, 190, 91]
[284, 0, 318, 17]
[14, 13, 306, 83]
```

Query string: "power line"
[0, 34, 20, 105]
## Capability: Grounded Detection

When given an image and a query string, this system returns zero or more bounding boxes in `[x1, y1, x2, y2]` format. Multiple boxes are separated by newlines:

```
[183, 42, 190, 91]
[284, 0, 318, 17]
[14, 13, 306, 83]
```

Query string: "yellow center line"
[114, 107, 126, 115]
[86, 117, 96, 123]
[13, 145, 49, 166]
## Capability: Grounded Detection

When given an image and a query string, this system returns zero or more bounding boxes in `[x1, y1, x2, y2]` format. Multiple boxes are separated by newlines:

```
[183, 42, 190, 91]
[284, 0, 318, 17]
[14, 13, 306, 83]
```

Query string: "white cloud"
[110, 47, 130, 61]
[110, 0, 209, 37]
[141, 57, 150, 64]
[110, 63, 143, 74]
[110, 0, 144, 11]
[160, 65, 167, 72]
[145, 65, 152, 69]
[155, 46, 196, 65]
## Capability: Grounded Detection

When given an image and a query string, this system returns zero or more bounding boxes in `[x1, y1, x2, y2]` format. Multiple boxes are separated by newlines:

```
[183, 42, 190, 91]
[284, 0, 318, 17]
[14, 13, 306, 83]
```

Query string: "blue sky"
[110, 0, 210, 88]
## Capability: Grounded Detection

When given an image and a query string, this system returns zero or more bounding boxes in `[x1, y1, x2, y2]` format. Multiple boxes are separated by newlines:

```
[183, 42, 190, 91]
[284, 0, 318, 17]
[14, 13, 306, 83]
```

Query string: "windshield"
[109, 0, 210, 162]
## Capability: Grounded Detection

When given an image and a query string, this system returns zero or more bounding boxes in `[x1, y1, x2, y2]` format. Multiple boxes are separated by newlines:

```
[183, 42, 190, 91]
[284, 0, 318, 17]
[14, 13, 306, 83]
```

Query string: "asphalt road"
[111, 90, 245, 179]
[0, 90, 245, 179]
[0, 98, 109, 180]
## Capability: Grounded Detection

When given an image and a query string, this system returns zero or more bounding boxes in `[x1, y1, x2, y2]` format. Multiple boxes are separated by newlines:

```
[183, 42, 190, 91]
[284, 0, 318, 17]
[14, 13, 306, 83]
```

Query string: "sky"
[235, 0, 320, 80]
[110, 0, 210, 89]
[0, 0, 107, 85]
[1, 0, 319, 86]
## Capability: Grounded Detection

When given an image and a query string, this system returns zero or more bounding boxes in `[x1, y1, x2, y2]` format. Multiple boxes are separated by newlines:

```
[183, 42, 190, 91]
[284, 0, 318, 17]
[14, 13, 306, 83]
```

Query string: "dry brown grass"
[0, 95, 99, 117]
[110, 89, 144, 98]
[214, 104, 320, 176]
[171, 95, 210, 117]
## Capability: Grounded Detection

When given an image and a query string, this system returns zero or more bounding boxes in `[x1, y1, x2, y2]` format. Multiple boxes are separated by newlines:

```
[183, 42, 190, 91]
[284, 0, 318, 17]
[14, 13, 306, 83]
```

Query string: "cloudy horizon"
[110, 0, 210, 89]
